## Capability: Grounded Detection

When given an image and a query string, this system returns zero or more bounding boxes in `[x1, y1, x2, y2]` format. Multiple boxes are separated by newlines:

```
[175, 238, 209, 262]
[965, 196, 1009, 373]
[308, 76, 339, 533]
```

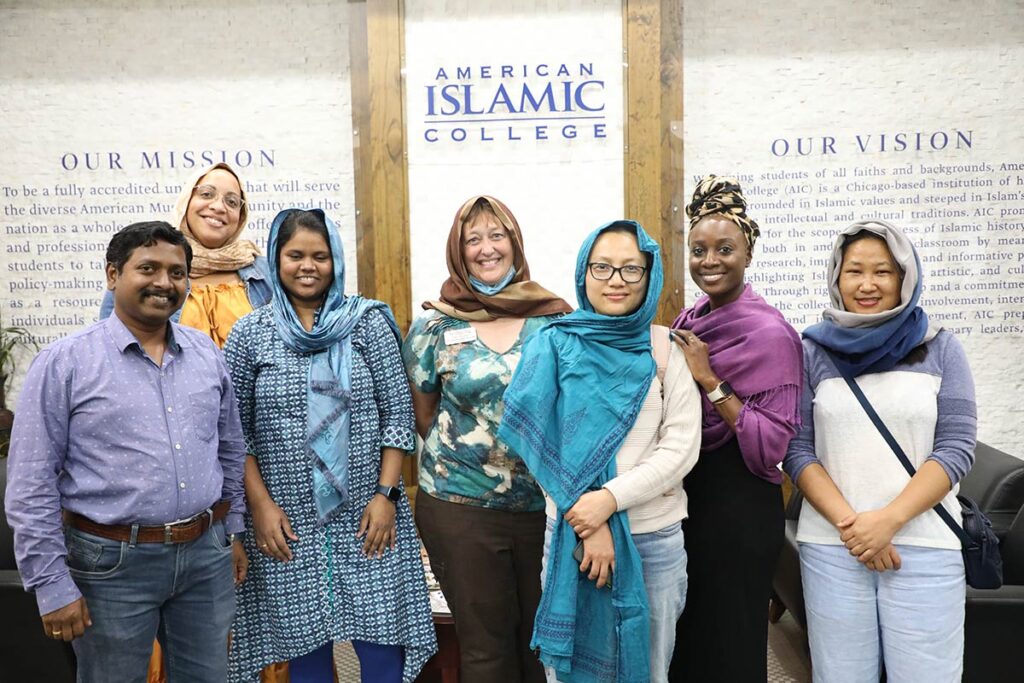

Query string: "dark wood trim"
[349, 0, 413, 333]
[349, 0, 418, 492]
[623, 0, 685, 325]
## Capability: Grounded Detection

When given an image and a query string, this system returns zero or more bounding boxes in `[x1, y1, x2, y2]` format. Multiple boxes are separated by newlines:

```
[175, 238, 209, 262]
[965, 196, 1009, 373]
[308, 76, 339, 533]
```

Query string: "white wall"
[3, 1, 1021, 455]
[1, 0, 358, 398]
[682, 0, 1024, 453]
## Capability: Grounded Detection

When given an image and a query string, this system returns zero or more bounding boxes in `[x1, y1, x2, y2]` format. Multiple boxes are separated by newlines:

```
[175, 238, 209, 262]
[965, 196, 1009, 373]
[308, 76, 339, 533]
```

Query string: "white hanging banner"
[405, 0, 626, 309]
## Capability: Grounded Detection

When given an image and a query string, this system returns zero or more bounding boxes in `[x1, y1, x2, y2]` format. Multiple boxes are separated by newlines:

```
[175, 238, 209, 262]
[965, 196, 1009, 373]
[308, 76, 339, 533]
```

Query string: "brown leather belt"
[63, 500, 230, 544]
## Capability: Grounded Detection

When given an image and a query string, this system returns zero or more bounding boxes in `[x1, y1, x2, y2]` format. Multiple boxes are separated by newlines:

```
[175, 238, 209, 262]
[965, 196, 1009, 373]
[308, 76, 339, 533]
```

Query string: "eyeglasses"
[192, 184, 245, 212]
[587, 262, 647, 283]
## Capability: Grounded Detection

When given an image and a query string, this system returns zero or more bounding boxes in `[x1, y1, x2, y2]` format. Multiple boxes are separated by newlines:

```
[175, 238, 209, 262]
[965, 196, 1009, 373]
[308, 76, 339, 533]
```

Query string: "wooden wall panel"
[348, 0, 418, 490]
[624, 0, 686, 324]
[349, 0, 413, 333]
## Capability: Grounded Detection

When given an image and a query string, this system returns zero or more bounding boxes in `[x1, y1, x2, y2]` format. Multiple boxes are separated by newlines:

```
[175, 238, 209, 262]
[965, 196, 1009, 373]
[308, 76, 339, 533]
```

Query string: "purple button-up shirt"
[5, 315, 247, 614]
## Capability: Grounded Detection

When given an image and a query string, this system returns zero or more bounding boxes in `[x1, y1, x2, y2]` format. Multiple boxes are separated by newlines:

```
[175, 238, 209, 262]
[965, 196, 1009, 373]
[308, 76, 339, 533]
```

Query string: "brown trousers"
[415, 492, 546, 683]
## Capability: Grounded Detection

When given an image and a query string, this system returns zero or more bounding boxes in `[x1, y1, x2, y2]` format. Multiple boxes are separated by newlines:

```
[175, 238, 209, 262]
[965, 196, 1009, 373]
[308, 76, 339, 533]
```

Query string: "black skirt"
[669, 437, 785, 682]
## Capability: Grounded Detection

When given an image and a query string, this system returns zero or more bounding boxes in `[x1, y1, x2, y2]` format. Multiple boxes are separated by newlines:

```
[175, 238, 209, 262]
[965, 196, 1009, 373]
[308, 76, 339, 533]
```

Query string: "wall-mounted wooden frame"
[350, 0, 685, 331]
[348, 0, 684, 492]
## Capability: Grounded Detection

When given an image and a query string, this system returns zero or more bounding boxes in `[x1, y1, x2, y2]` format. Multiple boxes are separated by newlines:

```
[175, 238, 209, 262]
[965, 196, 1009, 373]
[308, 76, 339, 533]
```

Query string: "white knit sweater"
[544, 326, 703, 534]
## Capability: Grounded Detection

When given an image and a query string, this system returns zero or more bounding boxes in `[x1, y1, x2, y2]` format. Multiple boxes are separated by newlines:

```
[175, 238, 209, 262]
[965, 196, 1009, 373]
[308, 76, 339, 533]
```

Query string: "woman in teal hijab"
[499, 221, 702, 683]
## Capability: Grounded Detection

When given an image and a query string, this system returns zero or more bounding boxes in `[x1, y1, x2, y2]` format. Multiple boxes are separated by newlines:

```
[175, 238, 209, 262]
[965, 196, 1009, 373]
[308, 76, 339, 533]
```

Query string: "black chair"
[771, 489, 808, 630]
[771, 441, 1024, 682]
[958, 442, 1024, 540]
[1, 458, 77, 683]
[964, 503, 1024, 683]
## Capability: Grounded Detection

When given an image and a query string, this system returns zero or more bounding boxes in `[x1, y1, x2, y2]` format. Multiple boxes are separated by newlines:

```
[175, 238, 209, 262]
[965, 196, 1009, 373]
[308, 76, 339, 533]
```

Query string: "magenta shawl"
[673, 284, 803, 456]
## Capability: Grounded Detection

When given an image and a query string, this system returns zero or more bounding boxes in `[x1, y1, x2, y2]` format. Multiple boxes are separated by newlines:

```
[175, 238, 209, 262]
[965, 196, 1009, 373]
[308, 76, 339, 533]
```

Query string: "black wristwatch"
[375, 484, 401, 503]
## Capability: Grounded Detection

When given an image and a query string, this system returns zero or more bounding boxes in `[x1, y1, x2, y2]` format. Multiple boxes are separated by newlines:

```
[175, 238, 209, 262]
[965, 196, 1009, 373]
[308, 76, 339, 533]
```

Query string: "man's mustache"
[141, 289, 180, 304]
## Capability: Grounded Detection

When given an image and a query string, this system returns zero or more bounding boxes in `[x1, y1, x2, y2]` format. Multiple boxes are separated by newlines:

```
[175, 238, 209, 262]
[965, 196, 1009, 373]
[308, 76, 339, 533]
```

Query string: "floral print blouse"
[402, 311, 559, 511]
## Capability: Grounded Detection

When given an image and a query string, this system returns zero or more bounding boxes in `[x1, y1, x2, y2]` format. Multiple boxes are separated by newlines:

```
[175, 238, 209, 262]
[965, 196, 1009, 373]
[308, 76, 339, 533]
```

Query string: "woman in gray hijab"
[783, 220, 976, 682]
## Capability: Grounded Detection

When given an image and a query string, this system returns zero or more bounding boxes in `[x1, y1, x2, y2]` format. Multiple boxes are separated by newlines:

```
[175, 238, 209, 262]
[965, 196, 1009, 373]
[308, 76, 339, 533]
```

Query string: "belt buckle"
[163, 506, 215, 544]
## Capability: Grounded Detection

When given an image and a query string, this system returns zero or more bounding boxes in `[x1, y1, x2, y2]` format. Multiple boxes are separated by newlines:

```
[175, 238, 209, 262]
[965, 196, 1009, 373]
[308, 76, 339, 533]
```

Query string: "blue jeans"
[800, 542, 965, 683]
[633, 524, 687, 682]
[542, 519, 687, 683]
[66, 521, 237, 683]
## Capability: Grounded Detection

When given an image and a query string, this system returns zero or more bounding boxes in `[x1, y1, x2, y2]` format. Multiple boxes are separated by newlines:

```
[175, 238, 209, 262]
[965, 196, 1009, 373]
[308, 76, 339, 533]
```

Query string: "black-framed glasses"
[587, 262, 647, 283]
[192, 184, 245, 212]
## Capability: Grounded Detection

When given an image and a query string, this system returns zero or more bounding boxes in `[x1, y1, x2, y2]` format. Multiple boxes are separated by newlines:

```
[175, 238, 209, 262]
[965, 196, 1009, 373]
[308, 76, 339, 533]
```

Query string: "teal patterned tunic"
[224, 306, 436, 682]
[402, 311, 558, 511]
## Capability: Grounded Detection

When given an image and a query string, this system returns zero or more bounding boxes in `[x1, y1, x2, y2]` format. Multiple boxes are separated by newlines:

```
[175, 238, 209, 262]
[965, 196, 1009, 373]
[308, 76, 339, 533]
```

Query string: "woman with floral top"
[402, 195, 571, 682]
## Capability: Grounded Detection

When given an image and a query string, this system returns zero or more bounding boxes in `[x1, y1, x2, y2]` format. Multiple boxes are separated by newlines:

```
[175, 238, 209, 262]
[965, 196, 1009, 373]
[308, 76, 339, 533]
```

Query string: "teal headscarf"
[268, 208, 400, 525]
[498, 220, 662, 683]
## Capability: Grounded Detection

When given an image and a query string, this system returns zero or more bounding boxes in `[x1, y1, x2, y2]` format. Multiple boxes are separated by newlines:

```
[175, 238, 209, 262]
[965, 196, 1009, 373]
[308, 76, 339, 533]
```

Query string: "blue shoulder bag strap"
[824, 350, 972, 548]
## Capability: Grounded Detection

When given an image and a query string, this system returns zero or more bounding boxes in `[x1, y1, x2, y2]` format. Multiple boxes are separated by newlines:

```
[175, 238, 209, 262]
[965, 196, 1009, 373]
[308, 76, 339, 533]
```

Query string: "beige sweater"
[544, 326, 703, 534]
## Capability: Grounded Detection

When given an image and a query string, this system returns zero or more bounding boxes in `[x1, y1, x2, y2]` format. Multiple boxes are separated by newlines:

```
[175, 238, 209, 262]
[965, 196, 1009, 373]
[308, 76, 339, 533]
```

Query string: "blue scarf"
[498, 220, 661, 683]
[268, 208, 399, 525]
[469, 266, 516, 295]
[803, 220, 930, 377]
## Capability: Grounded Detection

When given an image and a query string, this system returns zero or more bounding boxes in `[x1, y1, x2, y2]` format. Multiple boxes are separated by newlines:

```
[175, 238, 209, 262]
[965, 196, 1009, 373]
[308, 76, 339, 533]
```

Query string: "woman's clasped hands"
[837, 508, 903, 572]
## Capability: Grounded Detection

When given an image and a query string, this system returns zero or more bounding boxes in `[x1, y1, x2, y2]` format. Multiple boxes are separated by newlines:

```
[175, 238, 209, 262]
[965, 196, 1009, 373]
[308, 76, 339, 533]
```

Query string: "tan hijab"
[424, 195, 572, 321]
[171, 162, 260, 276]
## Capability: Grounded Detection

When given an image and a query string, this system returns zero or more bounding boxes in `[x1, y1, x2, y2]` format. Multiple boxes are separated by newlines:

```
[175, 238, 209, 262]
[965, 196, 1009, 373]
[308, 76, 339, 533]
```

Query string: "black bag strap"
[824, 351, 972, 548]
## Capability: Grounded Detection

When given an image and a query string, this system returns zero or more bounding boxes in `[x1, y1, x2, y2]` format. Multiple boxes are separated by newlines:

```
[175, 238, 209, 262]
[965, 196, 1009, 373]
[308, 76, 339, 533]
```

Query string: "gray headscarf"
[821, 219, 940, 341]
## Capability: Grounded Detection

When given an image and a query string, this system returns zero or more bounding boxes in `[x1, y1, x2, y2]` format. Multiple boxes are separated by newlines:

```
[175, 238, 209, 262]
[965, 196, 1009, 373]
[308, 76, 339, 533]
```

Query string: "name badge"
[443, 326, 478, 346]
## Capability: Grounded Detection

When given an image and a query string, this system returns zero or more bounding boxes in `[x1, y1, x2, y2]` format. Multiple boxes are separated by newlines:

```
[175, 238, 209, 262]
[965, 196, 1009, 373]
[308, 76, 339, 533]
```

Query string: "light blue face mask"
[469, 267, 516, 295]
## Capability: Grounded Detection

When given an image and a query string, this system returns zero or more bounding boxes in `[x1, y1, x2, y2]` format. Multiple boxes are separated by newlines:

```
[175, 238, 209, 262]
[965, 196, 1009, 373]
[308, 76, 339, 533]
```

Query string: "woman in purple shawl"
[667, 176, 803, 682]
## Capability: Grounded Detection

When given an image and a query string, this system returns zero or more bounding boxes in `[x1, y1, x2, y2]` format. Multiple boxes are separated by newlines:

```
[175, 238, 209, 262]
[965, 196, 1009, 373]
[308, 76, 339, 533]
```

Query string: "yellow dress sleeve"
[178, 282, 255, 349]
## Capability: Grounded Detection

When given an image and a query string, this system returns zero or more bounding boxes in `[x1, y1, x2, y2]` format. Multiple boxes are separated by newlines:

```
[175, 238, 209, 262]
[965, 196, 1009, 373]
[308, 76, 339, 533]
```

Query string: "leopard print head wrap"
[686, 175, 761, 251]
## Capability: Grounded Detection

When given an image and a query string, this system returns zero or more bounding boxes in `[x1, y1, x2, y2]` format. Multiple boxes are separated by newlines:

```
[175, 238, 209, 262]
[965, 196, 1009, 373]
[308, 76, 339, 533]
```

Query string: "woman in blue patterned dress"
[224, 208, 436, 683]
[402, 196, 571, 682]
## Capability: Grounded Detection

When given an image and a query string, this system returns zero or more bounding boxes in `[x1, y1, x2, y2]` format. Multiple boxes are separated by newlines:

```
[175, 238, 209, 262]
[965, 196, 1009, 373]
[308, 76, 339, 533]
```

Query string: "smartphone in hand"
[572, 539, 613, 590]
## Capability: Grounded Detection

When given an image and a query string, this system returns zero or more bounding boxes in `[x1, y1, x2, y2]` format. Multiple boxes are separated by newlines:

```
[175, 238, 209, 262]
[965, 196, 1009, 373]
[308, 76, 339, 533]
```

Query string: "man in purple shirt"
[5, 221, 247, 683]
